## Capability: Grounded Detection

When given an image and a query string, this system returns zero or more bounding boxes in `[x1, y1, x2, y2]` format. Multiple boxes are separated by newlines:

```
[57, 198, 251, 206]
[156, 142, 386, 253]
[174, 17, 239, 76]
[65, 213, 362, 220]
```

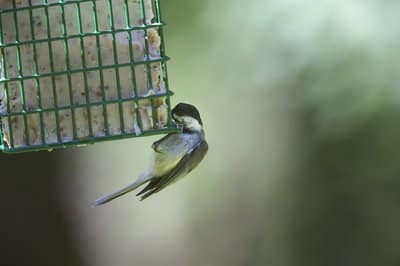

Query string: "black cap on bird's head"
[172, 103, 203, 126]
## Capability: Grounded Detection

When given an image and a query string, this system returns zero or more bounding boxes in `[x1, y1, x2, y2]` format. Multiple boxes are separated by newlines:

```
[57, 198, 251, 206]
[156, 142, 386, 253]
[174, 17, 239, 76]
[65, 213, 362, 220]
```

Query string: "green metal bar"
[92, 0, 110, 136]
[0, 0, 97, 13]
[60, 1, 78, 140]
[0, 24, 165, 48]
[12, 0, 30, 145]
[139, 0, 158, 129]
[123, 0, 144, 132]
[1, 126, 179, 154]
[44, 0, 62, 142]
[0, 13, 15, 148]
[0, 0, 177, 153]
[150, 97, 157, 128]
[162, 61, 173, 127]
[0, 12, 3, 149]
[155, 0, 174, 128]
[76, 1, 94, 137]
[154, 0, 162, 23]
[0, 14, 2, 51]
[107, 0, 125, 134]
[0, 91, 174, 117]
[28, 0, 46, 145]
[0, 56, 169, 82]
[2, 80, 14, 148]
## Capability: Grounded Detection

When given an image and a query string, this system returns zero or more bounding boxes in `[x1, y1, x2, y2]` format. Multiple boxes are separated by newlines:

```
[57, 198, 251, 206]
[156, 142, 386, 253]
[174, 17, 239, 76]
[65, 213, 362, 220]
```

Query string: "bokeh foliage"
[3, 1, 398, 266]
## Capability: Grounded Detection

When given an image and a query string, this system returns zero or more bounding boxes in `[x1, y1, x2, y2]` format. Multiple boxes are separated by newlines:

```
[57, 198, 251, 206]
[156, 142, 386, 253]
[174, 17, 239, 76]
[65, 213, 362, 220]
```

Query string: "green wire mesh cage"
[0, 0, 177, 153]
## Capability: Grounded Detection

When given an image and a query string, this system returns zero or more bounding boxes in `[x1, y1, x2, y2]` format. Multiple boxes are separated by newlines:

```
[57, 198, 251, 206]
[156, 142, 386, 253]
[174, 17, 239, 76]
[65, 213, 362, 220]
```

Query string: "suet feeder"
[0, 0, 177, 153]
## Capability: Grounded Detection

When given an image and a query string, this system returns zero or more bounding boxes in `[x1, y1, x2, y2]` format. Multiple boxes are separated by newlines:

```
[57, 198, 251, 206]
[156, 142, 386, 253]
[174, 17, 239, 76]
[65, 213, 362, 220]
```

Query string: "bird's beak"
[175, 121, 184, 132]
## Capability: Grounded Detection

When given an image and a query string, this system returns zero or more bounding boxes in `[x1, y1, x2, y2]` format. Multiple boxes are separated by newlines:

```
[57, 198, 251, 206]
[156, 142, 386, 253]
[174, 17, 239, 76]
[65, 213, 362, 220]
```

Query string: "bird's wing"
[151, 133, 173, 153]
[93, 134, 195, 206]
[150, 133, 193, 176]
[137, 139, 208, 200]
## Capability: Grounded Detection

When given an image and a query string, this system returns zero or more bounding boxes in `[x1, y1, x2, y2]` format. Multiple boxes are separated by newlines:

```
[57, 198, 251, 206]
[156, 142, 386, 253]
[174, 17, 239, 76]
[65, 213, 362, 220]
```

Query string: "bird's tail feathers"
[92, 172, 151, 206]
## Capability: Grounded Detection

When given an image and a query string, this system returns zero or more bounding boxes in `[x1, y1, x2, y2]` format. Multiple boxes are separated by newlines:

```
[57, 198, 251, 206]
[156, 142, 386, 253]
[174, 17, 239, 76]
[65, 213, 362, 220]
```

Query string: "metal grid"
[0, 0, 177, 153]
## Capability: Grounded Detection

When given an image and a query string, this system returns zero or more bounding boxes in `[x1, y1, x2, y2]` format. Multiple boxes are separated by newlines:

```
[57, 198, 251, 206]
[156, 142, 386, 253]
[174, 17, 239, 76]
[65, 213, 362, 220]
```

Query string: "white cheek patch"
[173, 115, 202, 131]
[183, 116, 202, 131]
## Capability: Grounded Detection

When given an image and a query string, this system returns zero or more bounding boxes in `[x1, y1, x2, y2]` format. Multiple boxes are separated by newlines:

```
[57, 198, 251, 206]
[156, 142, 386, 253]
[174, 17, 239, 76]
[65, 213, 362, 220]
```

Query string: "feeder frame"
[0, 0, 178, 153]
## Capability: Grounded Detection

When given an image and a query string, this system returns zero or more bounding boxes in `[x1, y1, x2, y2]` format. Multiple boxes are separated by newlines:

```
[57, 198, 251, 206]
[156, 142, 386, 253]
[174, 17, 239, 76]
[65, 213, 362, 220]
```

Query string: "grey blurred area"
[3, 0, 400, 266]
[0, 151, 84, 266]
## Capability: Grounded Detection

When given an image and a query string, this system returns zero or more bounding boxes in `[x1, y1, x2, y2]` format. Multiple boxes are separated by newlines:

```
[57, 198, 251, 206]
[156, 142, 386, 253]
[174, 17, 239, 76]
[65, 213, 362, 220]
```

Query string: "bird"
[93, 102, 208, 205]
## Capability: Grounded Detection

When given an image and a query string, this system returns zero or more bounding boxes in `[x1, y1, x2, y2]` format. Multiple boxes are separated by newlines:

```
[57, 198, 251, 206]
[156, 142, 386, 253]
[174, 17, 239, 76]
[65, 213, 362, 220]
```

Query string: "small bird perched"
[93, 103, 208, 205]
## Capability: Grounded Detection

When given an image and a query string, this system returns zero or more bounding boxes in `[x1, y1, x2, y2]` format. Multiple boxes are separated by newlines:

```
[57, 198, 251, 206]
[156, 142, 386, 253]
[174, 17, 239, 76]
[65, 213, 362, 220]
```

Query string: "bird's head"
[172, 103, 203, 132]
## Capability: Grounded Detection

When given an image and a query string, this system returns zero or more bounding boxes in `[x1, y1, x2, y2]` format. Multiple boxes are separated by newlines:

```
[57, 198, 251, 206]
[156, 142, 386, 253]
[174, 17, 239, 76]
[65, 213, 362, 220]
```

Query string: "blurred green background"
[2, 0, 400, 266]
